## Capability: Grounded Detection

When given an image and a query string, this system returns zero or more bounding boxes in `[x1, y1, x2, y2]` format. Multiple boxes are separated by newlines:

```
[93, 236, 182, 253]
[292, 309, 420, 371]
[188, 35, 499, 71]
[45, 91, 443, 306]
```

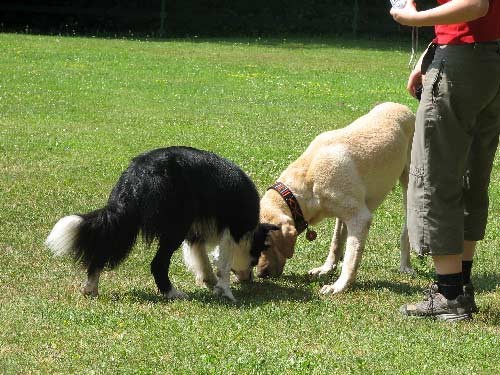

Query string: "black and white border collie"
[45, 146, 277, 301]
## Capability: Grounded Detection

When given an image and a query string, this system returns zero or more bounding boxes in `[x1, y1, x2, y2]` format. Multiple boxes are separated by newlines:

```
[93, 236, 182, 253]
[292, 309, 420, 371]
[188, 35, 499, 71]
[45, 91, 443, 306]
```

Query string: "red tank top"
[434, 0, 500, 44]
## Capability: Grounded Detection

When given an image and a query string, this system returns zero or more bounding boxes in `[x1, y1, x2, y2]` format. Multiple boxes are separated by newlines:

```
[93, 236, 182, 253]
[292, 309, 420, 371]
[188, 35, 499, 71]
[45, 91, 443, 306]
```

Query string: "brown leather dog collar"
[268, 182, 317, 241]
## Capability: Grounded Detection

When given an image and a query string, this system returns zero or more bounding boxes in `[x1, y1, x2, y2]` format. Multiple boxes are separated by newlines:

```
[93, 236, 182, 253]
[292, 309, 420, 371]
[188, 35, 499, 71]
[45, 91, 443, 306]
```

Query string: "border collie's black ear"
[262, 223, 280, 232]
[260, 223, 280, 249]
[251, 223, 280, 256]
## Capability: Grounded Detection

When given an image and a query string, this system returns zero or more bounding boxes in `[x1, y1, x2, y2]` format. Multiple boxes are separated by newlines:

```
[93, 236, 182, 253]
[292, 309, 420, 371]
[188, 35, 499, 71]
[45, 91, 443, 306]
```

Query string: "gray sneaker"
[463, 282, 479, 313]
[400, 283, 473, 322]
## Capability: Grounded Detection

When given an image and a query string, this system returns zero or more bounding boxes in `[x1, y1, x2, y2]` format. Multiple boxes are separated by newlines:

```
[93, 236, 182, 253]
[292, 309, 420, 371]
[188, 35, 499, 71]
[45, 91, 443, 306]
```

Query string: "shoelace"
[422, 282, 439, 297]
[422, 282, 439, 313]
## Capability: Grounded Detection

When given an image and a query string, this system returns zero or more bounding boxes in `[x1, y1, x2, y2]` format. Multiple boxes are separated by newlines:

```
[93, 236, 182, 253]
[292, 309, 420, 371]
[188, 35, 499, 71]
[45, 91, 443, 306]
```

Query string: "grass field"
[0, 33, 499, 374]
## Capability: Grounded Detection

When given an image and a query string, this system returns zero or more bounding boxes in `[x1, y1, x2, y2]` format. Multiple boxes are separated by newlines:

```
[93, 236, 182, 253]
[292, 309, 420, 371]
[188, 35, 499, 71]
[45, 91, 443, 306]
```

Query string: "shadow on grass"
[104, 261, 420, 304]
[350, 280, 424, 296]
[119, 276, 316, 307]
[280, 272, 426, 296]
[111, 268, 498, 310]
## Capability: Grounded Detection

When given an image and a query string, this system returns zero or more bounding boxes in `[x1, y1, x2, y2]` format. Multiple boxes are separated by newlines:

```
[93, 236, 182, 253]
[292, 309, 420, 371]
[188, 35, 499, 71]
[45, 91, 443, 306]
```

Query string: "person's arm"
[406, 47, 427, 98]
[390, 0, 490, 27]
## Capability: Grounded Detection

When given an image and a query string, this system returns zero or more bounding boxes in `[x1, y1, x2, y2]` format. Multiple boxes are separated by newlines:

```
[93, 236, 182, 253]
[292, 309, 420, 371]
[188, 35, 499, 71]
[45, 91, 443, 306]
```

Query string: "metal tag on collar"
[305, 227, 317, 241]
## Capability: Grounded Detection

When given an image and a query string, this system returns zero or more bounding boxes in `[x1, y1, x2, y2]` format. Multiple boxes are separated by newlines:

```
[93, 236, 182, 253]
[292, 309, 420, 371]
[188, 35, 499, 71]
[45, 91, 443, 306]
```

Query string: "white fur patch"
[182, 241, 197, 272]
[183, 242, 214, 278]
[182, 226, 253, 302]
[217, 230, 252, 272]
[45, 215, 83, 256]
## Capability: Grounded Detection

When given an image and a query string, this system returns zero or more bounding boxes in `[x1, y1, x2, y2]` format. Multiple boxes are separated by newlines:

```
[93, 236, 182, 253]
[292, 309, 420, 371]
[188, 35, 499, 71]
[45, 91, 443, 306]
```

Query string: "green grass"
[0, 33, 499, 374]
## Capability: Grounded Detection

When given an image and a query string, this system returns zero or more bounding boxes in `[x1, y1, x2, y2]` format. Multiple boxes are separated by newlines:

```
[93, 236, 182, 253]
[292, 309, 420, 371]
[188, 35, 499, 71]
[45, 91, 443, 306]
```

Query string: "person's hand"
[407, 67, 423, 98]
[390, 0, 419, 26]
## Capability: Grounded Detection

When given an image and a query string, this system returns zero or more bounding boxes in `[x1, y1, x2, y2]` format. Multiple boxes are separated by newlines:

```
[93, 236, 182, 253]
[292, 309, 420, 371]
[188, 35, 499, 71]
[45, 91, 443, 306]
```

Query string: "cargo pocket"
[408, 163, 429, 255]
[409, 164, 425, 213]
[431, 58, 446, 105]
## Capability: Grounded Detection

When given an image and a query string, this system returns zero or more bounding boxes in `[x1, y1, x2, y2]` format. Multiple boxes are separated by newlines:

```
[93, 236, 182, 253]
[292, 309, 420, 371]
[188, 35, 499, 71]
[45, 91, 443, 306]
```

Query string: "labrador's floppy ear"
[275, 223, 298, 259]
[252, 223, 280, 254]
[262, 223, 280, 248]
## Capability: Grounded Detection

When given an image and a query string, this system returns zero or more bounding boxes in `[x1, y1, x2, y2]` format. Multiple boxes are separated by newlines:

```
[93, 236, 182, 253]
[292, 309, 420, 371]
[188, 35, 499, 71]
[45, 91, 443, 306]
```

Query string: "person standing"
[390, 0, 500, 321]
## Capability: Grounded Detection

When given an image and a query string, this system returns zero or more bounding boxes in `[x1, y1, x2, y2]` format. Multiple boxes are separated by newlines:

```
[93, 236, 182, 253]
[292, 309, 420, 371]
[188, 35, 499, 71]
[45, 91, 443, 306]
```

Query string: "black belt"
[473, 40, 500, 51]
[476, 40, 500, 44]
[438, 41, 499, 46]
[438, 41, 500, 51]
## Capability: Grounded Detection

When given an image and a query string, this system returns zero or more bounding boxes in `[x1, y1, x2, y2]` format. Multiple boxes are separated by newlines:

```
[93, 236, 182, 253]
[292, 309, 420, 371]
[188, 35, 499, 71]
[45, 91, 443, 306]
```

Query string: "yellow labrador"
[257, 102, 415, 294]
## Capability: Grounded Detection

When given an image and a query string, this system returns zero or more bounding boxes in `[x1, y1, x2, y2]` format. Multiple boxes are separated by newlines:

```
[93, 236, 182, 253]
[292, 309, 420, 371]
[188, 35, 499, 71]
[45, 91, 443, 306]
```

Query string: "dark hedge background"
[0, 0, 436, 37]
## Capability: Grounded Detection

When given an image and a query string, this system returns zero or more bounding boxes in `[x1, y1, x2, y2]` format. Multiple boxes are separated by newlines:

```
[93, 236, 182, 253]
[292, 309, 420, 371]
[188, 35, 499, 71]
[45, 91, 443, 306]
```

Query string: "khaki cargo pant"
[408, 42, 500, 256]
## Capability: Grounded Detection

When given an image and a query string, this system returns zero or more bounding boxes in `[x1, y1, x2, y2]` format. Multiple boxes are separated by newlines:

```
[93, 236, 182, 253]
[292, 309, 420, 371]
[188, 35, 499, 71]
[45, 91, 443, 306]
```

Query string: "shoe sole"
[400, 309, 473, 322]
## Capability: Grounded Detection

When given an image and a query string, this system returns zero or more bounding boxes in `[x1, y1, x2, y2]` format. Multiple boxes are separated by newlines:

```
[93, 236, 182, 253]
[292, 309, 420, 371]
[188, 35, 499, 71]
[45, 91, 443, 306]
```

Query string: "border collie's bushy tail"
[45, 204, 140, 270]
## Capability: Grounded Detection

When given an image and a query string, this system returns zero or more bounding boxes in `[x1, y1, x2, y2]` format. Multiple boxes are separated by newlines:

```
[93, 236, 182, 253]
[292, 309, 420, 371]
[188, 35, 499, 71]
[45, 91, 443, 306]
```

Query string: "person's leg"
[431, 242, 474, 279]
[462, 240, 479, 312]
[462, 240, 476, 262]
[462, 240, 475, 285]
[402, 48, 471, 320]
[461, 42, 500, 301]
[431, 240, 476, 300]
[406, 46, 475, 259]
[432, 254, 461, 274]
[432, 254, 463, 300]
[407, 46, 472, 305]
[402, 44, 500, 320]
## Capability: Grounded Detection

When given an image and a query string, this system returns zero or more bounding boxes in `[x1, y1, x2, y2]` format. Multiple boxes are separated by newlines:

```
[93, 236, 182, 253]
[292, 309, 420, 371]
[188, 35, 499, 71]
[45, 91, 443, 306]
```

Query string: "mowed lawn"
[0, 33, 499, 374]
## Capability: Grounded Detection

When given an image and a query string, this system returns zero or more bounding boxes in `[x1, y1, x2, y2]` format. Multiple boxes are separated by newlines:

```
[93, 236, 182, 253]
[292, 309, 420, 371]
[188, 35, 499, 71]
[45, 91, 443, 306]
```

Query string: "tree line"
[0, 0, 436, 37]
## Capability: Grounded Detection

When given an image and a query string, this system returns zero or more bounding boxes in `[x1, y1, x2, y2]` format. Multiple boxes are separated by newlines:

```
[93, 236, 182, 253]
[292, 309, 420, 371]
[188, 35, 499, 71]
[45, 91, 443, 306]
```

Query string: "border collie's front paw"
[164, 287, 188, 300]
[81, 285, 98, 297]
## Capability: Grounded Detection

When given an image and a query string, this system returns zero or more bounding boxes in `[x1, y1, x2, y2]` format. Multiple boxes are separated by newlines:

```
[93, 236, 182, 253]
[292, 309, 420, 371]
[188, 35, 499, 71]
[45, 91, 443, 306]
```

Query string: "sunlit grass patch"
[0, 33, 498, 374]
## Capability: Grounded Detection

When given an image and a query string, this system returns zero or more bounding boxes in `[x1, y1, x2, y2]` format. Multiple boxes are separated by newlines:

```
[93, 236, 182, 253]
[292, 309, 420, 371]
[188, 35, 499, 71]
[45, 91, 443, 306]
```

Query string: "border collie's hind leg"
[82, 267, 102, 297]
[82, 257, 107, 297]
[182, 241, 217, 288]
[151, 235, 188, 300]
